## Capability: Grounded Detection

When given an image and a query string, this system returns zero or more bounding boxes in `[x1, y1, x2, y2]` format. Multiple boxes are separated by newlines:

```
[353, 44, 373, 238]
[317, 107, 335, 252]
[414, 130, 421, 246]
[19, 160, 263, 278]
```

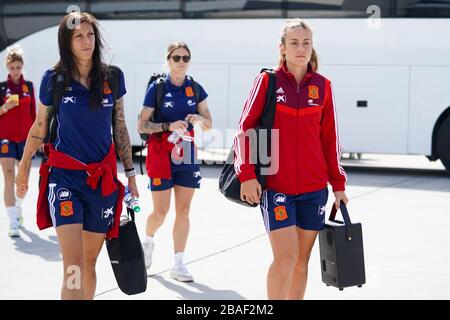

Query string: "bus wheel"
[437, 116, 450, 171]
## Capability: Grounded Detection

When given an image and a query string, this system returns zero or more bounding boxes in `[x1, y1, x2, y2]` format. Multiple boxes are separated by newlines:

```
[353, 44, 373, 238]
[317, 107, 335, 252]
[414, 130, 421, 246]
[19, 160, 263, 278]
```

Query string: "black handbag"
[106, 208, 148, 295]
[318, 201, 366, 291]
[218, 69, 277, 207]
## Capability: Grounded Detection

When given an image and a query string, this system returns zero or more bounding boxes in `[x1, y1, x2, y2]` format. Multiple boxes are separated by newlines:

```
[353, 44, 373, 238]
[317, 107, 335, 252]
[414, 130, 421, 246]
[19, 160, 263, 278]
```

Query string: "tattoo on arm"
[113, 98, 134, 170]
[139, 108, 163, 134]
[37, 121, 44, 128]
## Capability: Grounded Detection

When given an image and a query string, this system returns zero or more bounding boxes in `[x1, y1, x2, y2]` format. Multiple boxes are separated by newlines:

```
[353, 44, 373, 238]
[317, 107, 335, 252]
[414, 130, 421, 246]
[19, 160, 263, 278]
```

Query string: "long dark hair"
[54, 12, 106, 108]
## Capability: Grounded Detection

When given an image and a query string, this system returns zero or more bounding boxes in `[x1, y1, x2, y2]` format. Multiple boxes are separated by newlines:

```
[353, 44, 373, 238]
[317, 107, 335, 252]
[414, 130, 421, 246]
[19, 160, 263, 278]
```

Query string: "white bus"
[1, 0, 450, 171]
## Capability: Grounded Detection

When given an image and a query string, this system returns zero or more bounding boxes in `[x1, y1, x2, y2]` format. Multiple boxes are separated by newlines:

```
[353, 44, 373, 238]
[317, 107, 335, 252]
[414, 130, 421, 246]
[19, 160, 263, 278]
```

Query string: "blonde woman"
[235, 19, 348, 299]
[0, 47, 36, 237]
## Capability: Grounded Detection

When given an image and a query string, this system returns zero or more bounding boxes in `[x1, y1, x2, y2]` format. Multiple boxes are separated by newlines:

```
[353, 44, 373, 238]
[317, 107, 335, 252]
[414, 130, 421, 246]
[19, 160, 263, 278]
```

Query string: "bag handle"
[328, 201, 354, 241]
[126, 207, 135, 222]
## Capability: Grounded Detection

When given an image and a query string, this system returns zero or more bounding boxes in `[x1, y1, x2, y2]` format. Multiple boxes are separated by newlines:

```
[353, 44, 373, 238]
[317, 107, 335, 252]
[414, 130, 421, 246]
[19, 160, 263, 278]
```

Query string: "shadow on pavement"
[150, 274, 246, 300]
[12, 227, 61, 262]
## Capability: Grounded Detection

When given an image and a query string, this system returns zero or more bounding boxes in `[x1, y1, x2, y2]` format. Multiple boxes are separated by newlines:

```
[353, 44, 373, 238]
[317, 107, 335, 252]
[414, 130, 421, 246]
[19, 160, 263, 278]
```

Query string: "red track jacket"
[234, 64, 347, 194]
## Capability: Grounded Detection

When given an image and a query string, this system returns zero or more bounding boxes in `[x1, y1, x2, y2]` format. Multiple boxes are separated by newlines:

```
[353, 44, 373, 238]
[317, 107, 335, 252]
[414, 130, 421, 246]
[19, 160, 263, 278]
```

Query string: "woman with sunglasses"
[138, 42, 212, 282]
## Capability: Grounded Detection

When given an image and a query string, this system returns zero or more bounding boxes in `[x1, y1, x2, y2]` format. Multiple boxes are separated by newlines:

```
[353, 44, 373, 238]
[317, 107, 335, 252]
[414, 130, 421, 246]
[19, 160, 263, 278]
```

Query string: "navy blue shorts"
[48, 168, 119, 233]
[0, 140, 25, 160]
[148, 168, 202, 191]
[260, 188, 329, 232]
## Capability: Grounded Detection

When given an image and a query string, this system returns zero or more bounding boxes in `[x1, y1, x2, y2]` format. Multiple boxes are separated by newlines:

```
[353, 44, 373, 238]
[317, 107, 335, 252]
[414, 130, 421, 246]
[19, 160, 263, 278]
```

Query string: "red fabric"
[36, 143, 124, 239]
[234, 64, 347, 194]
[0, 75, 36, 142]
[145, 132, 174, 179]
[145, 130, 196, 179]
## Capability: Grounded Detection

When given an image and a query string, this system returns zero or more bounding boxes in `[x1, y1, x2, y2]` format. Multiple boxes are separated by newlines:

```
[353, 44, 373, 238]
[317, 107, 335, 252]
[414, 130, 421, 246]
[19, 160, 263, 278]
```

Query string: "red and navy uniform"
[143, 74, 207, 191]
[0, 75, 36, 160]
[234, 64, 347, 231]
[38, 68, 126, 235]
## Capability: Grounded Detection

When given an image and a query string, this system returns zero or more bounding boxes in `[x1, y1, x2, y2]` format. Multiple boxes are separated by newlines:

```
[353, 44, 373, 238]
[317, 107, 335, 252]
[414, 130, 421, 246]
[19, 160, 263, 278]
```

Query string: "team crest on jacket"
[308, 85, 319, 99]
[274, 206, 288, 221]
[22, 84, 29, 94]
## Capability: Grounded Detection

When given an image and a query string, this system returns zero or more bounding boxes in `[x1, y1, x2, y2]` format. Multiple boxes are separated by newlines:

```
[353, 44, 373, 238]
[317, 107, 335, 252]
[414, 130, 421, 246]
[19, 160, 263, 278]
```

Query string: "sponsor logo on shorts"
[57, 188, 72, 201]
[274, 206, 288, 221]
[103, 206, 114, 219]
[60, 201, 74, 217]
[273, 193, 286, 206]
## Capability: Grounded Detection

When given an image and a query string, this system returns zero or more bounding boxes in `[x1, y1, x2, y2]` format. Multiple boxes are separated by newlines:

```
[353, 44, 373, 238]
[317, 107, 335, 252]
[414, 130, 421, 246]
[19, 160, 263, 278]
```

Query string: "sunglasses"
[171, 55, 191, 63]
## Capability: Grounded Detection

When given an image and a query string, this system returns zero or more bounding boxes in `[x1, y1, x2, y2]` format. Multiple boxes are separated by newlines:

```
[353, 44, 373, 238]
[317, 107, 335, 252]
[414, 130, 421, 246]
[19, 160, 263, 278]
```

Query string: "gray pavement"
[1, 154, 450, 300]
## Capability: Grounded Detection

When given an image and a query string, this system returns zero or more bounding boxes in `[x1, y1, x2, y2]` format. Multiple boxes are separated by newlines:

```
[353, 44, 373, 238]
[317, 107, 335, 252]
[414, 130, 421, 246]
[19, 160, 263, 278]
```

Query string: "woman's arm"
[15, 102, 49, 197]
[113, 97, 139, 198]
[185, 99, 212, 131]
[138, 107, 188, 134]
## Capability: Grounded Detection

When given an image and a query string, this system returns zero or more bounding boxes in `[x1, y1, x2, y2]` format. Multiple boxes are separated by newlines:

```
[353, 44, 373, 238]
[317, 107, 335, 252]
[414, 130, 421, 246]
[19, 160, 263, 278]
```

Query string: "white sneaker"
[142, 241, 154, 270]
[8, 224, 20, 238]
[170, 264, 194, 282]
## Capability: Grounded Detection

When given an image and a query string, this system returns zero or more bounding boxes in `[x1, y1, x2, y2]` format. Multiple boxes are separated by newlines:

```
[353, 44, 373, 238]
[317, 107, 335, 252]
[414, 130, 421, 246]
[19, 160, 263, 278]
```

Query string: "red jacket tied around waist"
[234, 65, 347, 194]
[36, 143, 124, 239]
[146, 130, 195, 179]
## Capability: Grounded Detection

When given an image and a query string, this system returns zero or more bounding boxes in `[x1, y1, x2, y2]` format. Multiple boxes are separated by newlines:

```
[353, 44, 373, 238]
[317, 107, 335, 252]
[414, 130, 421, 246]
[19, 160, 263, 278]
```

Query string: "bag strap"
[259, 69, 277, 129]
[329, 201, 354, 241]
[154, 77, 166, 122]
[106, 65, 121, 134]
[126, 207, 135, 222]
[46, 72, 65, 143]
[0, 81, 7, 102]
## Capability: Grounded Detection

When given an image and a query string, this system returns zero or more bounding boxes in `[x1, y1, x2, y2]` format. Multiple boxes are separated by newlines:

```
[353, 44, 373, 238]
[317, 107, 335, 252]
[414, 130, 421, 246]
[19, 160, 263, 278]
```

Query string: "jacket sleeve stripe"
[329, 82, 348, 180]
[234, 73, 265, 174]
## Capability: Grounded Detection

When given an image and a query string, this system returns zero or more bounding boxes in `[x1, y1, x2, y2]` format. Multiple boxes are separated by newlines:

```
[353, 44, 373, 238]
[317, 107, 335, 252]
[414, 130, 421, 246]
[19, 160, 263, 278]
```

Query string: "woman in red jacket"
[235, 19, 349, 300]
[0, 47, 36, 238]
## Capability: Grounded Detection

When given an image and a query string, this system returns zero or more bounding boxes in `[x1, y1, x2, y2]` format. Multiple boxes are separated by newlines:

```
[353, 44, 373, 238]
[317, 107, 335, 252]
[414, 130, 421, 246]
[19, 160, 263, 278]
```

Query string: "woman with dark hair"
[15, 12, 138, 300]
[0, 47, 36, 237]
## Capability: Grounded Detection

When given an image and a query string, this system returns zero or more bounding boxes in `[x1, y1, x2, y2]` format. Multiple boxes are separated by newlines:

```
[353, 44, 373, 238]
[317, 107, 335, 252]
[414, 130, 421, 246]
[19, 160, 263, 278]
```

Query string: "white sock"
[15, 197, 23, 208]
[174, 252, 184, 266]
[6, 207, 18, 226]
[144, 235, 154, 244]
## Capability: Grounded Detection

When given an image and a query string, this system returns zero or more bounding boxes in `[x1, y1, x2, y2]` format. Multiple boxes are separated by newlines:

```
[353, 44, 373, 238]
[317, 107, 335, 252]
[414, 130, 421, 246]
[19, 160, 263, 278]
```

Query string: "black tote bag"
[218, 69, 277, 207]
[106, 208, 147, 295]
[318, 201, 366, 290]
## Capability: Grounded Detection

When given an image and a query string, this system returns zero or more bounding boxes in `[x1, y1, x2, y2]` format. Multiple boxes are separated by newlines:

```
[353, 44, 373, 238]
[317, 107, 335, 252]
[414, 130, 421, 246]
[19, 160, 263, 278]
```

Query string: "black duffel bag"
[218, 69, 277, 207]
[106, 207, 147, 295]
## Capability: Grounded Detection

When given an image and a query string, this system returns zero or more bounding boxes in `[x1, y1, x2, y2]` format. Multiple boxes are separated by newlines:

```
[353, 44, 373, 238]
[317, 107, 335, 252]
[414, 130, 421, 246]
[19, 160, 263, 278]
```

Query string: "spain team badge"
[185, 86, 194, 97]
[153, 178, 162, 186]
[103, 81, 112, 94]
[274, 206, 288, 221]
[60, 201, 74, 217]
[22, 84, 29, 93]
[308, 85, 319, 99]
